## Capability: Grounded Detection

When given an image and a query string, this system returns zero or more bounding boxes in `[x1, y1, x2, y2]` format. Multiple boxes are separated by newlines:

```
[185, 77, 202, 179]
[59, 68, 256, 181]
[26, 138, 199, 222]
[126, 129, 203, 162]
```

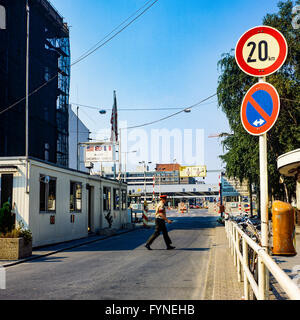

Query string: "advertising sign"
[179, 165, 207, 178]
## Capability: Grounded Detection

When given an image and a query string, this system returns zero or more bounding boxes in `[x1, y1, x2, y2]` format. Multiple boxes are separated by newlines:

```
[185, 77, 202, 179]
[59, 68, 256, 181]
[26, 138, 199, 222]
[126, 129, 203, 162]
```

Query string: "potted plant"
[0, 202, 32, 260]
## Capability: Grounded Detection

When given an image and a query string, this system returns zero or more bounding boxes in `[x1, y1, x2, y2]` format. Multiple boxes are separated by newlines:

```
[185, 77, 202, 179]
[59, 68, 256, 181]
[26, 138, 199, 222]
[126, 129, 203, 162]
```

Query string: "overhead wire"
[72, 84, 300, 133]
[70, 0, 159, 66]
[69, 100, 218, 111]
[71, 0, 157, 65]
[119, 90, 300, 132]
[123, 92, 218, 130]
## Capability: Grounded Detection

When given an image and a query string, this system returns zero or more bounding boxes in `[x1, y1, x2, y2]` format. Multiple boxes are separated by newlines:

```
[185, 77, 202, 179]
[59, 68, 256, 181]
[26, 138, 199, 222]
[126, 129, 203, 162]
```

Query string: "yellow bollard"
[272, 201, 297, 256]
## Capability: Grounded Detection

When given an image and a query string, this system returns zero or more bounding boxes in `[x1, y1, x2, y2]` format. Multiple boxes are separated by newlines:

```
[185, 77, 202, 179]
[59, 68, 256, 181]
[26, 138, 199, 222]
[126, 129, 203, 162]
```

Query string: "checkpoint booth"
[277, 149, 300, 220]
[128, 194, 143, 223]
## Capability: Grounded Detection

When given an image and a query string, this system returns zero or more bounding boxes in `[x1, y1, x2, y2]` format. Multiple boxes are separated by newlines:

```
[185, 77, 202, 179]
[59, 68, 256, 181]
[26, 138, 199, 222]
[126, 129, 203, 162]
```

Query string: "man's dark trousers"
[146, 218, 172, 247]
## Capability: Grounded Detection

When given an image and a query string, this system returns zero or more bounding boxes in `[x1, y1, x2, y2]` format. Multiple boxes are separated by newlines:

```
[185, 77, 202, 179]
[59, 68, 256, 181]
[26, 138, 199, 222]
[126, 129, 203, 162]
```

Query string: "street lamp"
[155, 167, 166, 198]
[172, 159, 177, 208]
[123, 150, 137, 182]
[139, 161, 152, 201]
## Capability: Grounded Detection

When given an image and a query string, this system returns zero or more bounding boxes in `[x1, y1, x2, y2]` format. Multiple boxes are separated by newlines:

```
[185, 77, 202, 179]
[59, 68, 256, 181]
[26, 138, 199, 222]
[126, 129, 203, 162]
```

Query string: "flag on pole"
[110, 90, 118, 142]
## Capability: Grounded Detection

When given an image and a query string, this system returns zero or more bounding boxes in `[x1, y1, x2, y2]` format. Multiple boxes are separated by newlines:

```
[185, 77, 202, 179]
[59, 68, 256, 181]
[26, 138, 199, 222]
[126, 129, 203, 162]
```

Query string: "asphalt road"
[0, 209, 219, 300]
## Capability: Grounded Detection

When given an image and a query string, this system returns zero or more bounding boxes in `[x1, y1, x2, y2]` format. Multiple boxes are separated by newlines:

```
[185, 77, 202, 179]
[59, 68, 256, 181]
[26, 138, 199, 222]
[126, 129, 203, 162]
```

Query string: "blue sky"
[51, 0, 284, 182]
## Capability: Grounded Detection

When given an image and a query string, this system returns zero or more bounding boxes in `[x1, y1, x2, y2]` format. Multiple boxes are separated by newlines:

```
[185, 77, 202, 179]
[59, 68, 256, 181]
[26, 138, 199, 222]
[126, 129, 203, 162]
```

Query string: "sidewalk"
[212, 222, 300, 300]
[0, 225, 141, 268]
[203, 222, 300, 300]
[203, 223, 244, 300]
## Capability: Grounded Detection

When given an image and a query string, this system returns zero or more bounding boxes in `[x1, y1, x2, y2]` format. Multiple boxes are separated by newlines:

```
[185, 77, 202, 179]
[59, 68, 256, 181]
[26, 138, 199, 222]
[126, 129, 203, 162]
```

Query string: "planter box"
[0, 238, 32, 260]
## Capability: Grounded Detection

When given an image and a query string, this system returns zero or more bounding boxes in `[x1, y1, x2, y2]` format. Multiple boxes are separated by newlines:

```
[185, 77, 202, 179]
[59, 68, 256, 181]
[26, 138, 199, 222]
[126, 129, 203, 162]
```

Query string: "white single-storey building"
[0, 157, 128, 248]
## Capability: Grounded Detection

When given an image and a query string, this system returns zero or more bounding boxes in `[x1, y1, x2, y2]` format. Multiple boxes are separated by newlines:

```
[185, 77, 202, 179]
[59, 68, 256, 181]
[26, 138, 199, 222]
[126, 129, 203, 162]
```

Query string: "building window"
[0, 5, 6, 30]
[44, 66, 50, 81]
[40, 175, 56, 213]
[45, 143, 50, 161]
[113, 188, 120, 210]
[70, 182, 82, 212]
[103, 186, 111, 211]
[1, 174, 13, 207]
[122, 190, 127, 210]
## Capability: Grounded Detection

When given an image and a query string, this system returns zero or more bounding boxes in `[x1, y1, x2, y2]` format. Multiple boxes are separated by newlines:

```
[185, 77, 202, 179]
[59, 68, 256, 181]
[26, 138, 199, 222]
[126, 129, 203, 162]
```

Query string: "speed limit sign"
[235, 26, 288, 77]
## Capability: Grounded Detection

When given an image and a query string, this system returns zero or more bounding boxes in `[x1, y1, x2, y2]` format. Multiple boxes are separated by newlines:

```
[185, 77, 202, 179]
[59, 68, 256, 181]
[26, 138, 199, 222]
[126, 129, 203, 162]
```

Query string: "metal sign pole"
[236, 25, 287, 301]
[258, 77, 269, 300]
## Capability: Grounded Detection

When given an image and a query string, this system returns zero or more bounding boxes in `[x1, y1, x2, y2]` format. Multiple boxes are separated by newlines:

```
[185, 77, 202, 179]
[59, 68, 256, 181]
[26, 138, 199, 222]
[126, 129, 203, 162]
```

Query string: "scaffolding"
[0, 0, 70, 166]
[38, 0, 70, 167]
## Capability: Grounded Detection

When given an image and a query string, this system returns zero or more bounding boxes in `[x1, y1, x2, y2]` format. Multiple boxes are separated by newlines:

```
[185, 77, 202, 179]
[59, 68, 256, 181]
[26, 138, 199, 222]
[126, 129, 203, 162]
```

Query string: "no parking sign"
[241, 82, 280, 136]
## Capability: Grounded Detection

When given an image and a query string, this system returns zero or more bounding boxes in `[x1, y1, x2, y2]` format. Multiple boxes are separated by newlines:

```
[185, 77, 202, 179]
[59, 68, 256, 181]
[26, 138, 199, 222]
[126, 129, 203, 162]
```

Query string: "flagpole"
[111, 90, 118, 180]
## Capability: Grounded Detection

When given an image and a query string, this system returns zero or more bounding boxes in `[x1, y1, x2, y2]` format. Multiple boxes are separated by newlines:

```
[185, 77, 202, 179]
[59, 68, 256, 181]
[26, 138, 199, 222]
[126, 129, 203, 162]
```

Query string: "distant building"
[222, 176, 250, 202]
[68, 105, 90, 172]
[104, 162, 195, 185]
[0, 0, 70, 167]
[156, 163, 195, 184]
[156, 163, 181, 172]
[221, 176, 255, 214]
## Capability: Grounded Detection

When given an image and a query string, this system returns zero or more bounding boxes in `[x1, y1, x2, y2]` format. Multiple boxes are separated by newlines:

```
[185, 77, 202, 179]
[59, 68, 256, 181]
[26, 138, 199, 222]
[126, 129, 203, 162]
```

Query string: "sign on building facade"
[179, 165, 207, 178]
[84, 144, 116, 163]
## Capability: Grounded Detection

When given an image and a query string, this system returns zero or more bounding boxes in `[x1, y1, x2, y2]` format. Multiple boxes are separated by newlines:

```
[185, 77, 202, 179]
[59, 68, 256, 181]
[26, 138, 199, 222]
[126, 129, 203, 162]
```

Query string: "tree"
[217, 0, 300, 207]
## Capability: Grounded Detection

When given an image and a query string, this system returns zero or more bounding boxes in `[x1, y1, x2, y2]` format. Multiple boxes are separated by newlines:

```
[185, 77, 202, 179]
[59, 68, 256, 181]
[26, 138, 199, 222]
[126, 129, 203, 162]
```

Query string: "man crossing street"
[145, 195, 175, 250]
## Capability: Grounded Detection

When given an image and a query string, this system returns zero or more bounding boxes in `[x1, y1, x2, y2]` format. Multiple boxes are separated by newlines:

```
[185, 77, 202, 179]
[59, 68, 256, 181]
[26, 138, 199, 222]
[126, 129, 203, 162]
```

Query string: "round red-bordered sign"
[235, 26, 288, 77]
[241, 82, 280, 136]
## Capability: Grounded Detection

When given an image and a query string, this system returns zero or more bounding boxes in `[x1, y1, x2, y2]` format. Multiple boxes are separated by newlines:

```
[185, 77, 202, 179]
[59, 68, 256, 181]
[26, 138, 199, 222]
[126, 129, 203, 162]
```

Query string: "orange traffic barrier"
[272, 201, 296, 256]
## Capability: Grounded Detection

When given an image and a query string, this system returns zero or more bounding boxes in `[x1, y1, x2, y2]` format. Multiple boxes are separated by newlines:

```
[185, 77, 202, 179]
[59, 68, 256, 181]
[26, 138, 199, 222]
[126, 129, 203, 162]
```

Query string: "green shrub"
[17, 221, 32, 244]
[0, 204, 32, 244]
[0, 202, 15, 234]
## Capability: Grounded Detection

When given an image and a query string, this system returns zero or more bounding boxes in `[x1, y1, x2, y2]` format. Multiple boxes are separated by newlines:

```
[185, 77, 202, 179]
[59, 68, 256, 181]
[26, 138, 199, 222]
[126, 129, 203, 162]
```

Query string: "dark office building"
[0, 0, 70, 166]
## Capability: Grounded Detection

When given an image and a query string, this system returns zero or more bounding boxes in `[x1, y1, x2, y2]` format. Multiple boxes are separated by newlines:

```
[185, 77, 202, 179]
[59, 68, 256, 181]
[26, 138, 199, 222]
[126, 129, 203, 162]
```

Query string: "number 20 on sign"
[235, 26, 288, 77]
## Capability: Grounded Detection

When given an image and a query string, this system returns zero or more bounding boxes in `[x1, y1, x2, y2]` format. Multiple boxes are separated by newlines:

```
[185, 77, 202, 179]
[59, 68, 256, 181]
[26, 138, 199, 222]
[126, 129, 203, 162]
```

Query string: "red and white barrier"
[143, 210, 149, 227]
[152, 175, 155, 202]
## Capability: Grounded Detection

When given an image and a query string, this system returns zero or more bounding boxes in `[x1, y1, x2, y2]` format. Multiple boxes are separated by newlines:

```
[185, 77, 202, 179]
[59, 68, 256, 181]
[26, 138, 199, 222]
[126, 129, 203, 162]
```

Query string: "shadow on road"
[26, 255, 67, 264]
[62, 215, 218, 253]
[24, 215, 221, 260]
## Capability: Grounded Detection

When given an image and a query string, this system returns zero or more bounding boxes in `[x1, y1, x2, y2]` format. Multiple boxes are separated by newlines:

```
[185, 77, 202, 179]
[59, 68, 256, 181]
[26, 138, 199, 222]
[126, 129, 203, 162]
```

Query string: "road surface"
[0, 209, 220, 300]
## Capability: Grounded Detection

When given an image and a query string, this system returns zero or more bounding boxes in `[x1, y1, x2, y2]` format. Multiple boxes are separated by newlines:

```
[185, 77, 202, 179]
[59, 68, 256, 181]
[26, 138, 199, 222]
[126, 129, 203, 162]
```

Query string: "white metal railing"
[225, 219, 300, 300]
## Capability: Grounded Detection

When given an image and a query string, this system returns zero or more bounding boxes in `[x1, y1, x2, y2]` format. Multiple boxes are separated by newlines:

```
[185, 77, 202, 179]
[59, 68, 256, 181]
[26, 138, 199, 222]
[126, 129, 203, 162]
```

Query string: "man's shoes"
[145, 244, 152, 250]
[167, 245, 176, 250]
